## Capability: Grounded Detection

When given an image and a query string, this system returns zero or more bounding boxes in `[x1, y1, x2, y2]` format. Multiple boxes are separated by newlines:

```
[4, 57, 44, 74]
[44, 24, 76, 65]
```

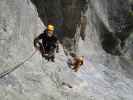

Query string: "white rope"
[0, 50, 37, 78]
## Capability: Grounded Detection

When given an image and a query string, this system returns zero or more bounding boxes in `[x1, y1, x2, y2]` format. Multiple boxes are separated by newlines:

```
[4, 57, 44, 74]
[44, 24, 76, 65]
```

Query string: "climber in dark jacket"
[34, 24, 59, 62]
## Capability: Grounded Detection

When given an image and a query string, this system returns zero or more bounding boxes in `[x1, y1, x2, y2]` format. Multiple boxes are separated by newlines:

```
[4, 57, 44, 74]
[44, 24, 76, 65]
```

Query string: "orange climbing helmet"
[47, 24, 54, 31]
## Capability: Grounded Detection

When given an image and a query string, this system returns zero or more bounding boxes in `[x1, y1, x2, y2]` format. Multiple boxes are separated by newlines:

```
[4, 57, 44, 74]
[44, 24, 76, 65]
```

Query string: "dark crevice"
[101, 33, 122, 55]
[92, 0, 133, 56]
[95, 12, 123, 55]
[30, 0, 89, 52]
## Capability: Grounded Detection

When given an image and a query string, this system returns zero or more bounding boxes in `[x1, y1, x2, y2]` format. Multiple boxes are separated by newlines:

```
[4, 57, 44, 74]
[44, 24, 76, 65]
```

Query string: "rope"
[0, 50, 37, 78]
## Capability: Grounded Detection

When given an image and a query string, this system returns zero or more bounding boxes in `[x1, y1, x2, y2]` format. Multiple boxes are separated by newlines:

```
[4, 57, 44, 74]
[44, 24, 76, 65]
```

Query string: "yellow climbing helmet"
[47, 24, 54, 31]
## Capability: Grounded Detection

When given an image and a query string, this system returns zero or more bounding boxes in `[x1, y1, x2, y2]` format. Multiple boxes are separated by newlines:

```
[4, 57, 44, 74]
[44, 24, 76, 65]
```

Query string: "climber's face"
[48, 30, 54, 37]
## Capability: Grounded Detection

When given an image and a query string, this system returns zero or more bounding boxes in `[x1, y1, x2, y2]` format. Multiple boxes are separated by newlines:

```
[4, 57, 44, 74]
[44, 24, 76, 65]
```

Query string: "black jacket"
[34, 30, 59, 51]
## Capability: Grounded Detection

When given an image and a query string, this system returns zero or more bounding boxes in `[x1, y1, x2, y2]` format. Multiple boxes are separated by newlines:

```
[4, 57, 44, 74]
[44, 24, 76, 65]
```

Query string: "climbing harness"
[0, 50, 37, 78]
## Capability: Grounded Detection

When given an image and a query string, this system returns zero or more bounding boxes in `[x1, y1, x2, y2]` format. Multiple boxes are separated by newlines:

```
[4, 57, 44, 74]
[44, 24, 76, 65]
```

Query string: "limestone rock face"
[0, 0, 133, 100]
[0, 0, 44, 75]
[31, 0, 133, 55]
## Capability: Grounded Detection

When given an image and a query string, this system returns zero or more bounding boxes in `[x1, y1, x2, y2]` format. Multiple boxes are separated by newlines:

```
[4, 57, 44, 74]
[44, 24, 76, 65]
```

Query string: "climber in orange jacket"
[68, 53, 84, 72]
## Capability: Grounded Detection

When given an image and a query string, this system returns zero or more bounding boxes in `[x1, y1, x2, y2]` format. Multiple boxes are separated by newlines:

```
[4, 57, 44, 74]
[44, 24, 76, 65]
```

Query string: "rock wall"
[31, 0, 89, 53]
[0, 0, 133, 100]
[0, 0, 44, 74]
[31, 0, 133, 55]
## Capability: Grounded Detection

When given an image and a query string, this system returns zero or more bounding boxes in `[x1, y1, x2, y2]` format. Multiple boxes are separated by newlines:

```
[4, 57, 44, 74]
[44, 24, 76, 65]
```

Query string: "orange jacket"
[71, 57, 84, 72]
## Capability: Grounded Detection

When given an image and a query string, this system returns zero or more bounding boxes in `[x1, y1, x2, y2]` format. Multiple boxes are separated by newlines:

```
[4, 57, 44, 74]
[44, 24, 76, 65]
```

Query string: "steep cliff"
[31, 0, 133, 55]
[0, 0, 133, 100]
